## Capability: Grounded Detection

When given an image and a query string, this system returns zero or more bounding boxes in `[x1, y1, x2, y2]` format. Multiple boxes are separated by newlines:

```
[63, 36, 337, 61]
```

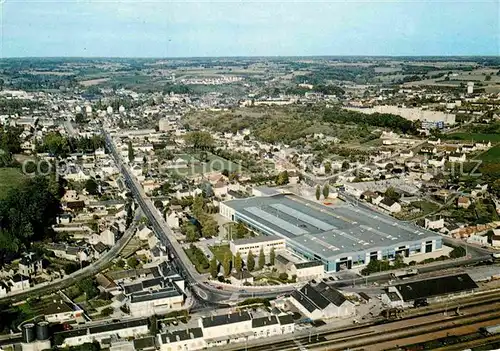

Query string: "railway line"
[226, 289, 500, 351]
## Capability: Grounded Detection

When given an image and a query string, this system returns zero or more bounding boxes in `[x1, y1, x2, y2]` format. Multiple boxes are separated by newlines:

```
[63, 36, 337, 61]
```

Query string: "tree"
[209, 256, 218, 278]
[184, 223, 199, 242]
[276, 170, 289, 185]
[127, 256, 139, 269]
[341, 160, 350, 171]
[247, 250, 255, 271]
[100, 307, 114, 317]
[184, 131, 214, 150]
[324, 161, 332, 174]
[235, 222, 248, 239]
[223, 252, 232, 276]
[258, 247, 265, 269]
[127, 141, 134, 162]
[192, 194, 205, 219]
[270, 247, 276, 266]
[315, 185, 321, 200]
[323, 184, 330, 199]
[85, 178, 99, 195]
[201, 216, 218, 238]
[234, 252, 242, 272]
[77, 278, 99, 300]
[116, 259, 125, 268]
[385, 187, 401, 201]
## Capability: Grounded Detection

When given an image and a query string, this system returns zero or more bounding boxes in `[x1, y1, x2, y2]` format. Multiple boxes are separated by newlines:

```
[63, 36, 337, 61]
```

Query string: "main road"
[103, 130, 295, 305]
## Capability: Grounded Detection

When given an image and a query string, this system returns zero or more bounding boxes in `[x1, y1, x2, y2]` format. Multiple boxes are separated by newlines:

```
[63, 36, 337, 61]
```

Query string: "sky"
[2, 0, 499, 57]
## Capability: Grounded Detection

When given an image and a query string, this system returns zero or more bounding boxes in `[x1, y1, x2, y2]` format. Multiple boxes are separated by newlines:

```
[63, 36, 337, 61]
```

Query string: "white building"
[378, 198, 402, 213]
[424, 217, 444, 230]
[229, 236, 286, 260]
[275, 254, 324, 282]
[288, 283, 355, 320]
[54, 319, 149, 347]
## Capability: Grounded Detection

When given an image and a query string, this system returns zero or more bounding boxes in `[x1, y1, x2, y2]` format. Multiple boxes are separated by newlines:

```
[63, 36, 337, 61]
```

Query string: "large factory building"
[220, 193, 442, 273]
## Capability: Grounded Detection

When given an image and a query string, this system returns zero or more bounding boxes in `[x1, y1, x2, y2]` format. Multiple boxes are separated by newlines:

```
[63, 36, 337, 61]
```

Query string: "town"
[0, 54, 499, 351]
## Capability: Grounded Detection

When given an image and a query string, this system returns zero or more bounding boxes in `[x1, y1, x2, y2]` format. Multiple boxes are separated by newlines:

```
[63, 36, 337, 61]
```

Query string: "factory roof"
[223, 194, 440, 259]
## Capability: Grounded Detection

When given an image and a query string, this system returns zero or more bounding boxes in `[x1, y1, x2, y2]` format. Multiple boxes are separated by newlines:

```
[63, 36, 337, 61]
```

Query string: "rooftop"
[393, 273, 478, 301]
[224, 194, 440, 259]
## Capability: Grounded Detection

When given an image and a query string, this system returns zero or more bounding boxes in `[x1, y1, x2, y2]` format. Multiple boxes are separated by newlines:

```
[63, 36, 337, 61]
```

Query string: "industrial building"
[220, 193, 442, 273]
[382, 273, 478, 308]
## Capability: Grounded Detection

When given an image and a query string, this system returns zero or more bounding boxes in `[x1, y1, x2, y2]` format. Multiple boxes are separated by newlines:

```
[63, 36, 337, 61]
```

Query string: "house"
[449, 153, 466, 163]
[424, 217, 444, 230]
[428, 157, 445, 168]
[43, 299, 83, 323]
[378, 197, 402, 213]
[457, 196, 471, 209]
[18, 252, 43, 277]
[10, 274, 30, 292]
[166, 211, 180, 229]
[137, 225, 153, 241]
[491, 235, 500, 248]
[275, 255, 324, 282]
[288, 283, 355, 320]
[158, 328, 204, 351]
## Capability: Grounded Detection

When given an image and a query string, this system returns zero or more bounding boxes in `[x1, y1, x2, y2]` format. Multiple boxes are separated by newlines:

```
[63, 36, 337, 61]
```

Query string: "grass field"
[169, 153, 243, 176]
[446, 133, 500, 142]
[0, 168, 25, 199]
[477, 145, 500, 163]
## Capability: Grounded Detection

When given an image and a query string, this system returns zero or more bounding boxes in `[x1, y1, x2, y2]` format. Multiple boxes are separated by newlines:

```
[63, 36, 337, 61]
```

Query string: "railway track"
[228, 289, 500, 351]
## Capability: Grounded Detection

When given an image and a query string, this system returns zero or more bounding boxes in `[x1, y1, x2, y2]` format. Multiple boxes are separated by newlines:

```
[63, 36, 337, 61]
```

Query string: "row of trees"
[211, 246, 276, 278]
[315, 184, 330, 200]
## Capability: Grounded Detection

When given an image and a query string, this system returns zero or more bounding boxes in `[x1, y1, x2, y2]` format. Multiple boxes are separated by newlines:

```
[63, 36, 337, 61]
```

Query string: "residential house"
[378, 198, 402, 213]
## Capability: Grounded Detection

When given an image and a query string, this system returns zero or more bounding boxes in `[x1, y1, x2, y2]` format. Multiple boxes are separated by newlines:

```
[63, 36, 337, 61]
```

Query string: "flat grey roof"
[224, 194, 440, 261]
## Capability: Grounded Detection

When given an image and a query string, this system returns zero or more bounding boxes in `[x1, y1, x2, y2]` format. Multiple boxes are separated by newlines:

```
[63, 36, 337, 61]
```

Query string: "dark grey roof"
[300, 284, 330, 309]
[314, 282, 347, 306]
[380, 197, 396, 207]
[142, 277, 163, 289]
[202, 311, 251, 328]
[11, 274, 29, 282]
[89, 318, 148, 334]
[93, 242, 108, 253]
[160, 328, 203, 343]
[133, 336, 156, 350]
[394, 274, 478, 301]
[252, 315, 278, 328]
[130, 285, 182, 304]
[278, 314, 294, 325]
[276, 254, 291, 265]
[291, 290, 317, 313]
[124, 282, 143, 295]
[54, 328, 88, 343]
[295, 261, 323, 269]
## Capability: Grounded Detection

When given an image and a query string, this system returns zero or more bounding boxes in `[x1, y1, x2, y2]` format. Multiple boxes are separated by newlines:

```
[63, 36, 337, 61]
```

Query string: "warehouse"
[382, 273, 478, 308]
[220, 193, 442, 272]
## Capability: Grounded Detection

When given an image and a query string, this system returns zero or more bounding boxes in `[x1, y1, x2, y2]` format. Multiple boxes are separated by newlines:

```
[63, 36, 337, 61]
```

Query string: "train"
[479, 323, 500, 336]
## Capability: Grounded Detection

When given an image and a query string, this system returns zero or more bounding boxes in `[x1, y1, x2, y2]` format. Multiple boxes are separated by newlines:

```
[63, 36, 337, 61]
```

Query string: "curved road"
[0, 222, 138, 303]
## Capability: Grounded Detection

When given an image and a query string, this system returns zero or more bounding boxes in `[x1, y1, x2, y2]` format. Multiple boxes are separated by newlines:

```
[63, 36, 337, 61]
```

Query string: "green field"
[0, 168, 25, 198]
[446, 133, 500, 142]
[478, 145, 500, 163]
[169, 153, 243, 176]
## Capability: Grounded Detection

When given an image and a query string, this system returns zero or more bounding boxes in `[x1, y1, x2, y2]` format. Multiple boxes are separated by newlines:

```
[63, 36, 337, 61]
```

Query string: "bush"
[278, 273, 289, 282]
[100, 307, 114, 317]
